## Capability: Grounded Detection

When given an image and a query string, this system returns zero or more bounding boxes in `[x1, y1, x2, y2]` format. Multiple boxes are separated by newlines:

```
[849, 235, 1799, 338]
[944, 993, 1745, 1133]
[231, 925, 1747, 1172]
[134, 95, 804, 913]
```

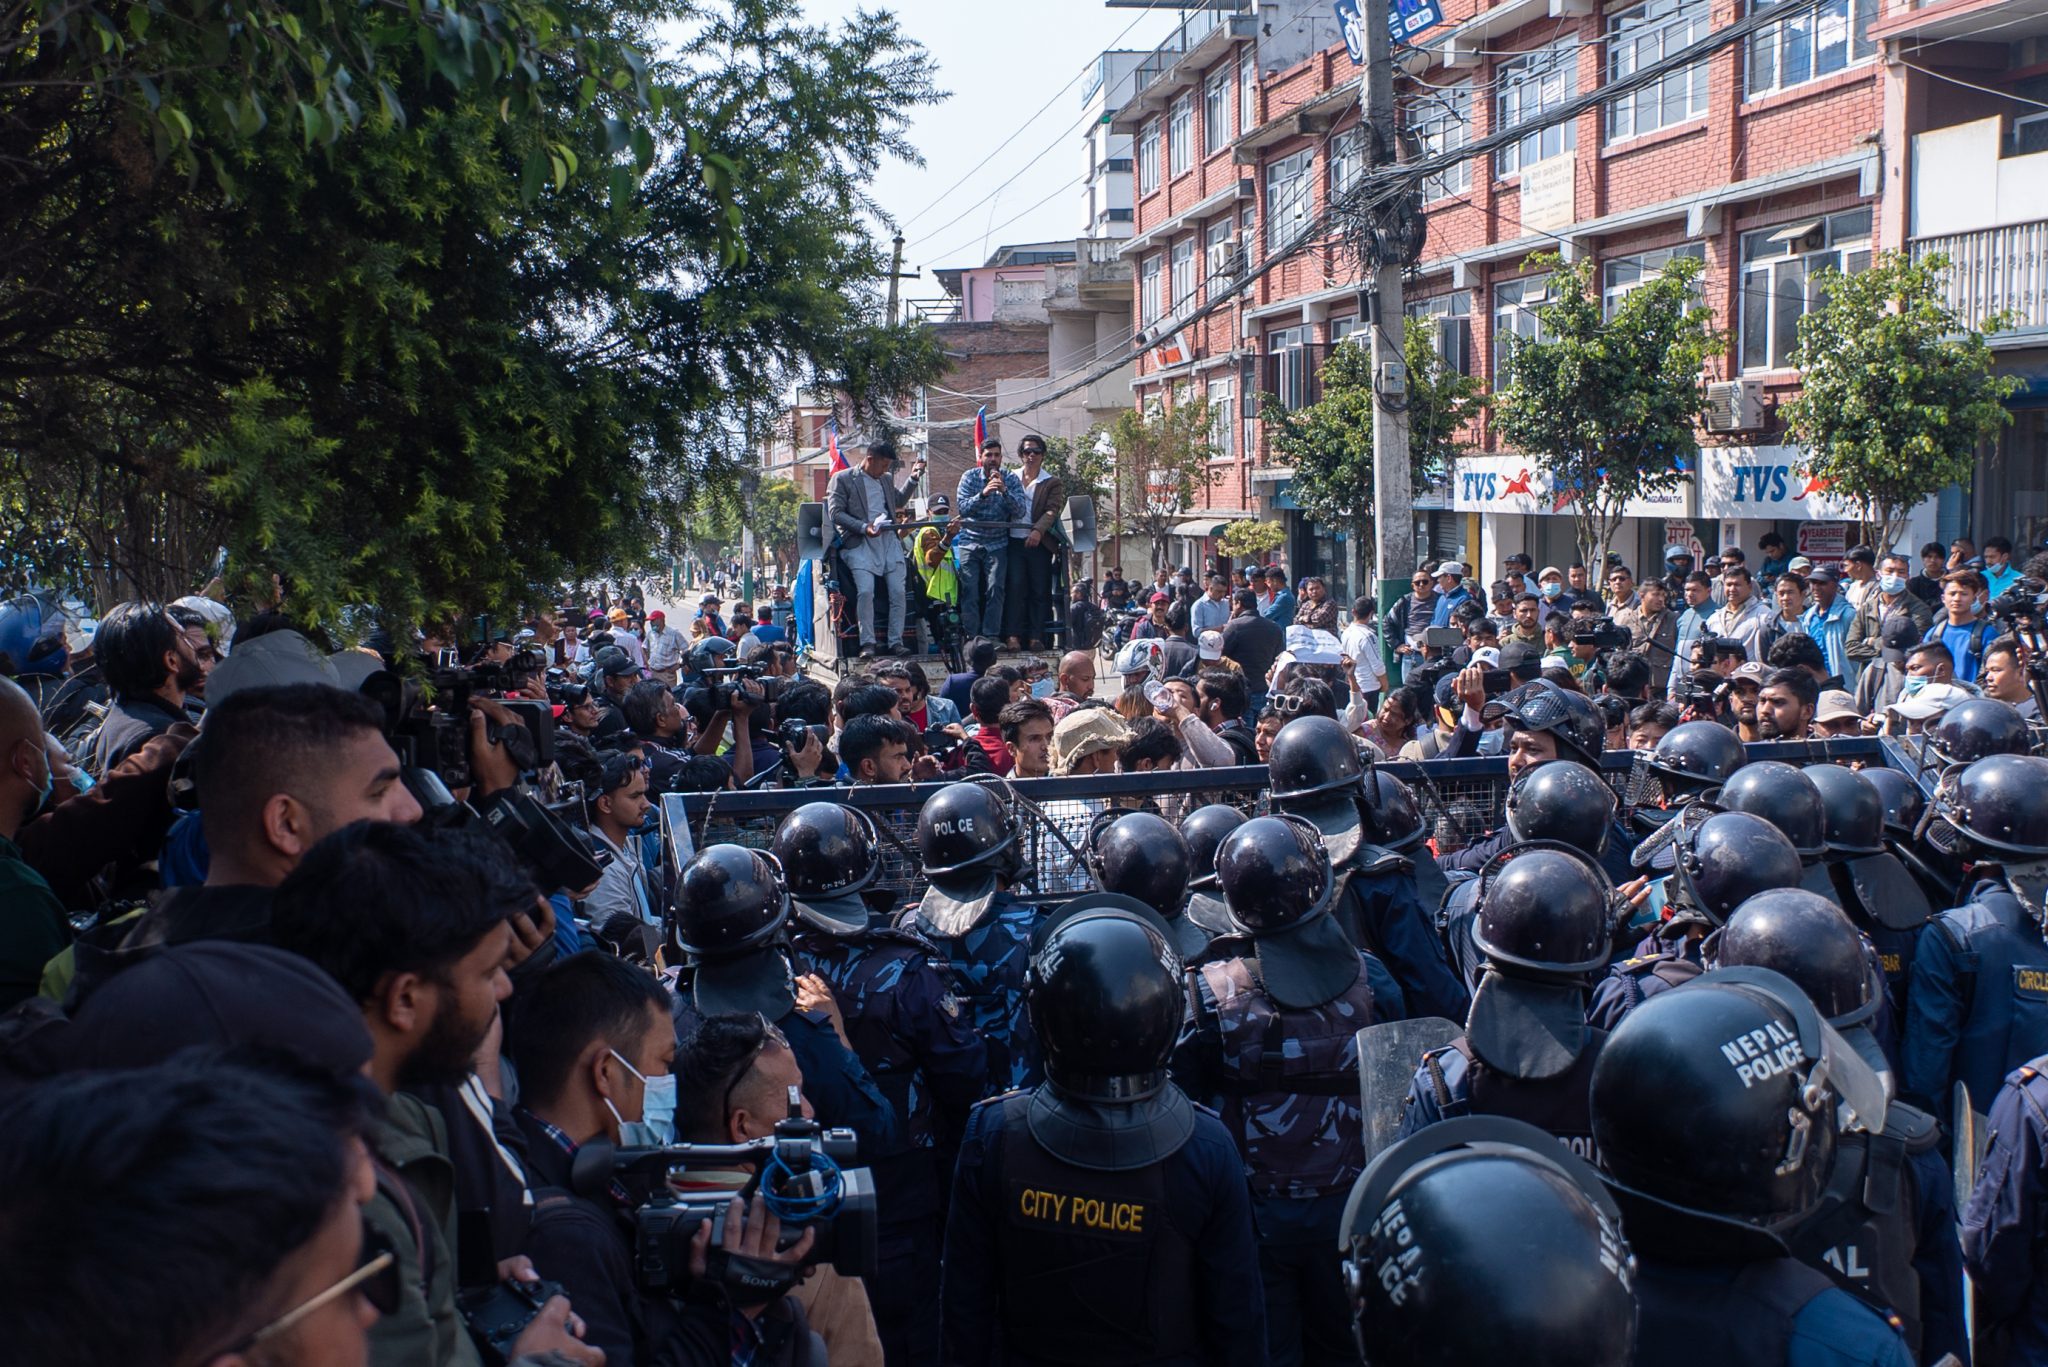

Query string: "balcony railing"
[1131, 2, 1249, 103]
[1912, 220, 2048, 335]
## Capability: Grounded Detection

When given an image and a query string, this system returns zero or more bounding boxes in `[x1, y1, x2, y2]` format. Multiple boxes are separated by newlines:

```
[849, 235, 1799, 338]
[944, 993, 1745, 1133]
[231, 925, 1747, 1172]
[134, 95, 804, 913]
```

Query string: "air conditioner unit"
[1205, 232, 1246, 280]
[1703, 378, 1764, 433]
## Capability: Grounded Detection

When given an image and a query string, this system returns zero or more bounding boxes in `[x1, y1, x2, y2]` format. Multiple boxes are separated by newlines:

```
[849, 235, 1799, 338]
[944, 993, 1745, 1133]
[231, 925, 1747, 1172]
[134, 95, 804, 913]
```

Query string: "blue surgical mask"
[1031, 678, 1055, 699]
[1540, 581, 1563, 600]
[607, 1050, 678, 1147]
[1902, 674, 1929, 697]
[1476, 727, 1506, 756]
[1878, 573, 1906, 595]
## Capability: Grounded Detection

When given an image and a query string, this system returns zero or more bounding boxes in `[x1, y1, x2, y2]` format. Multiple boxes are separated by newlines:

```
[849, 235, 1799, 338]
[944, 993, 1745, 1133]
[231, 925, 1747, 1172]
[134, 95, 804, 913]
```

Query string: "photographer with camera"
[583, 752, 657, 937]
[267, 820, 603, 1367]
[674, 1010, 884, 1366]
[511, 950, 805, 1367]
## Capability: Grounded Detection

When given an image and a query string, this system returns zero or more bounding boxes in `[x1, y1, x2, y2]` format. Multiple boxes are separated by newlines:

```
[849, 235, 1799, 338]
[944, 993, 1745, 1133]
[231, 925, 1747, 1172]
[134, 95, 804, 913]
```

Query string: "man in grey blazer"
[827, 440, 923, 657]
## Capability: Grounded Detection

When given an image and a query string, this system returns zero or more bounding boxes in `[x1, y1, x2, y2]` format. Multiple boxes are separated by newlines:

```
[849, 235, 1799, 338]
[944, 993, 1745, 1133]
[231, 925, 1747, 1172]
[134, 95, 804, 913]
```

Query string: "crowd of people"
[0, 518, 2047, 1367]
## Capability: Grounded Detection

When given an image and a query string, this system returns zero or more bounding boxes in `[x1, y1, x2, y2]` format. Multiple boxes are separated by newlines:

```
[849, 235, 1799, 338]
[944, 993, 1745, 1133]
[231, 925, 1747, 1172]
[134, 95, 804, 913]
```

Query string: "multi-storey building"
[1122, 0, 1998, 592]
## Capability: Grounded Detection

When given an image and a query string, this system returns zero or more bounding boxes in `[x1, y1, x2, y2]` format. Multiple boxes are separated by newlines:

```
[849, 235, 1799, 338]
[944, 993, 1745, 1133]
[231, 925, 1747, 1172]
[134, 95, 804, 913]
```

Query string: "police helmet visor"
[691, 946, 798, 1020]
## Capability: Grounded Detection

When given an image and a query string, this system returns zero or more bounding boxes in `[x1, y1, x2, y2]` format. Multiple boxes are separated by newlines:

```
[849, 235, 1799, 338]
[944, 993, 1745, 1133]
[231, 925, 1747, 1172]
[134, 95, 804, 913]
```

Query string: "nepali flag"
[826, 417, 848, 474]
[975, 405, 988, 451]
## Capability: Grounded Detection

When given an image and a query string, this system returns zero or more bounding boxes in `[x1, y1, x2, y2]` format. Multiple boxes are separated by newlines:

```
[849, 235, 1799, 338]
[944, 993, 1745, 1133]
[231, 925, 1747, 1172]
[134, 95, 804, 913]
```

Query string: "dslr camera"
[1569, 617, 1632, 652]
[703, 662, 785, 711]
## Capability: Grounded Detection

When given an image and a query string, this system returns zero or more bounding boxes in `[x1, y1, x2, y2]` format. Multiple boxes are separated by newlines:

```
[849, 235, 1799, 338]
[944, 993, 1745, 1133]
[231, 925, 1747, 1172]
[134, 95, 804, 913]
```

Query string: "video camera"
[1570, 617, 1632, 652]
[701, 662, 786, 711]
[1990, 576, 2048, 628]
[571, 1090, 878, 1301]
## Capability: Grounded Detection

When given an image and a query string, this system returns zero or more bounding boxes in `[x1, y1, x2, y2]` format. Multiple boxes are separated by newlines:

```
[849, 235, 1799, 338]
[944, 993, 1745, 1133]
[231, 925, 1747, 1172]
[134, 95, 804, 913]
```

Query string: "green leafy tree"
[1491, 252, 1719, 571]
[1, 0, 944, 627]
[1219, 519, 1285, 560]
[1782, 251, 2018, 551]
[1040, 427, 1114, 503]
[1261, 327, 1484, 559]
[1108, 399, 1216, 571]
[753, 477, 802, 578]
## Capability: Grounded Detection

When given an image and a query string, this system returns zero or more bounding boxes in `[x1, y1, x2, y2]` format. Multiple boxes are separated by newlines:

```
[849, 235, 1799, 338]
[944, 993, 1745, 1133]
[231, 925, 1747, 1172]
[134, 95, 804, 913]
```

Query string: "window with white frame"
[1208, 376, 1235, 458]
[1205, 213, 1235, 271]
[1169, 94, 1194, 177]
[1493, 277, 1552, 382]
[1265, 148, 1315, 254]
[1241, 50, 1257, 131]
[1747, 0, 1875, 98]
[1140, 254, 1163, 324]
[1602, 243, 1705, 317]
[1408, 83, 1473, 201]
[1205, 68, 1232, 156]
[1329, 124, 1367, 201]
[1139, 120, 1161, 194]
[1269, 325, 1313, 410]
[1171, 237, 1196, 310]
[1495, 42, 1578, 177]
[1739, 208, 1872, 371]
[1330, 315, 1362, 344]
[1407, 290, 1474, 374]
[1606, 0, 1710, 142]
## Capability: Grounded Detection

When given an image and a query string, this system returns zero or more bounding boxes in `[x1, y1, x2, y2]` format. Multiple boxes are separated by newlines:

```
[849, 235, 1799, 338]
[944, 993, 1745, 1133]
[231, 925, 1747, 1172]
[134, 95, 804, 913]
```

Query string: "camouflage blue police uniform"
[907, 891, 1045, 1096]
[1334, 853, 1470, 1022]
[1171, 953, 1379, 1367]
[1902, 878, 2048, 1115]
[799, 923, 988, 1367]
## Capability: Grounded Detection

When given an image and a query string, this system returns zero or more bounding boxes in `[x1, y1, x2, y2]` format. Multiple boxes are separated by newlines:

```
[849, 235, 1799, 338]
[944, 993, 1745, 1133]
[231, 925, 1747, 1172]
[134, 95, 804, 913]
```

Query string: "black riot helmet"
[1504, 760, 1616, 859]
[1180, 804, 1248, 890]
[1266, 714, 1365, 803]
[1482, 680, 1605, 767]
[1089, 812, 1193, 917]
[673, 844, 791, 959]
[1026, 908, 1186, 1102]
[1715, 889, 1881, 1029]
[1341, 1119, 1637, 1367]
[1634, 807, 1804, 930]
[915, 781, 1020, 881]
[1799, 764, 1887, 859]
[1471, 846, 1615, 979]
[1862, 766, 1926, 841]
[1714, 761, 1827, 862]
[770, 802, 882, 935]
[1361, 770, 1428, 852]
[1591, 967, 1886, 1243]
[1216, 815, 1335, 933]
[1648, 720, 1748, 793]
[1928, 753, 2048, 860]
[1928, 697, 2031, 769]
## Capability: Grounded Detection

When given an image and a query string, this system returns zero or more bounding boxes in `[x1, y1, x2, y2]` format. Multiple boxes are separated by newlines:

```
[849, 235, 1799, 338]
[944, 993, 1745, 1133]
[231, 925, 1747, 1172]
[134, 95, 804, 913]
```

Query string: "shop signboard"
[1698, 445, 1869, 521]
[1796, 522, 1850, 559]
[1664, 519, 1704, 559]
[1452, 454, 1691, 520]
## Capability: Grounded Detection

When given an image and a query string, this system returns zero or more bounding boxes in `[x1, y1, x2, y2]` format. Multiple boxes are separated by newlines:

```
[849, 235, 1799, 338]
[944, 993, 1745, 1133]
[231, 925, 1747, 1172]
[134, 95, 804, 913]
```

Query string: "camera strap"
[704, 1247, 806, 1308]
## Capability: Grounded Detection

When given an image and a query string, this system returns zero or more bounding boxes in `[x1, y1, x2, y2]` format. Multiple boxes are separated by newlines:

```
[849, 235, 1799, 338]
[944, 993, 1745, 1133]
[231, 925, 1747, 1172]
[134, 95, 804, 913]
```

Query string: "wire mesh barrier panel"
[658, 737, 1911, 911]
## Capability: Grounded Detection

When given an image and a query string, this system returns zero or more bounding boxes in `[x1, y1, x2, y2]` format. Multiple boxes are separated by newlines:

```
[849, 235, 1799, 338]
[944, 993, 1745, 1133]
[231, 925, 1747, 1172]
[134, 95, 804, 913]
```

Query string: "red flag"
[826, 417, 848, 474]
[975, 405, 988, 451]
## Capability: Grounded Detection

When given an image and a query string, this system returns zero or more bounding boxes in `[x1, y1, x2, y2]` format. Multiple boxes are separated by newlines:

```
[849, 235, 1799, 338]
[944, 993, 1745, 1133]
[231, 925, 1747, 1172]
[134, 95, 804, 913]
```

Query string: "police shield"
[1356, 1017, 1464, 1162]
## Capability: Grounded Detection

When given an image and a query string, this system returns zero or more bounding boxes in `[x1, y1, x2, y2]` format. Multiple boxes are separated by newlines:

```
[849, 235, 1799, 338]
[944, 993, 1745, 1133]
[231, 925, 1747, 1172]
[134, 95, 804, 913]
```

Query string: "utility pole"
[1363, 0, 1415, 660]
[884, 234, 921, 325]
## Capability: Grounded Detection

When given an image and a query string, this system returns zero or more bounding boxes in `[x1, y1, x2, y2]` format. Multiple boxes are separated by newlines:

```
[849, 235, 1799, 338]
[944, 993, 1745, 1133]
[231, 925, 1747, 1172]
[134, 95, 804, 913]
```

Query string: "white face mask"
[1879, 573, 1906, 595]
[605, 1050, 677, 1147]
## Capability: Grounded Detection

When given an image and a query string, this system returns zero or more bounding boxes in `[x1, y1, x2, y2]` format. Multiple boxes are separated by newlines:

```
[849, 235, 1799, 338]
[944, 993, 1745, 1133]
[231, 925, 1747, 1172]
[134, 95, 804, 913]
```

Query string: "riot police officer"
[1441, 680, 1610, 874]
[1625, 719, 1747, 834]
[1963, 1050, 2048, 1361]
[1715, 760, 1840, 905]
[1339, 1118, 1637, 1367]
[1438, 760, 1622, 990]
[1402, 845, 1615, 1161]
[1172, 814, 1383, 1367]
[907, 781, 1045, 1095]
[1927, 695, 2031, 769]
[1586, 809, 1803, 1031]
[1864, 766, 1952, 907]
[670, 842, 897, 1147]
[773, 802, 988, 1367]
[1902, 753, 2048, 1119]
[1361, 769, 1451, 912]
[1267, 714, 1467, 1021]
[1802, 763, 1931, 1031]
[1590, 966, 1911, 1366]
[1178, 803, 1245, 957]
[1087, 811, 1203, 960]
[1715, 888, 1967, 1364]
[940, 907, 1268, 1366]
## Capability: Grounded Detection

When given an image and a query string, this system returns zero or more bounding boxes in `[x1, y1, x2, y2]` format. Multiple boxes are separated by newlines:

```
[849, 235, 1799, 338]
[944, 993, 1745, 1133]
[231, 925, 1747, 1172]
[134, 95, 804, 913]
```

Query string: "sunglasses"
[1268, 693, 1308, 717]
[221, 1219, 399, 1354]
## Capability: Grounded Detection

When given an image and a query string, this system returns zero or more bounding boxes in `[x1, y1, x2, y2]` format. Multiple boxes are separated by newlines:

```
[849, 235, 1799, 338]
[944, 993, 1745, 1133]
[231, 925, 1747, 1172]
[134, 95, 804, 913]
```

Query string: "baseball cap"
[929, 494, 952, 514]
[1538, 565, 1564, 580]
[1806, 565, 1839, 584]
[648, 609, 666, 623]
[204, 630, 341, 705]
[1148, 590, 1169, 604]
[1433, 562, 1465, 580]
[1889, 680, 1979, 722]
[1880, 613, 1922, 664]
[1787, 555, 1813, 573]
[594, 645, 638, 677]
[608, 606, 629, 622]
[1469, 646, 1502, 668]
[1728, 660, 1769, 686]
[700, 594, 721, 606]
[1198, 629, 1225, 660]
[1815, 690, 1861, 725]
[1496, 641, 1542, 681]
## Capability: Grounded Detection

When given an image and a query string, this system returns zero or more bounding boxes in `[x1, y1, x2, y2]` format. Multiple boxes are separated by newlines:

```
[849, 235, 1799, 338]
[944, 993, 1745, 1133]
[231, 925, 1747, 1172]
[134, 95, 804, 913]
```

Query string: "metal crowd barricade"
[657, 735, 1919, 911]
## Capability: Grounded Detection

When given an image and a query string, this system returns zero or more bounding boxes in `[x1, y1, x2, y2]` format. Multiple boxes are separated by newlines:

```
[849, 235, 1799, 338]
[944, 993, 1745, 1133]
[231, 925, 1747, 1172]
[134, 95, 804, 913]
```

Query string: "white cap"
[1470, 646, 1502, 667]
[1198, 629, 1225, 661]
[1887, 680, 1980, 721]
[1538, 565, 1564, 580]
[1114, 639, 1162, 676]
[1433, 561, 1465, 579]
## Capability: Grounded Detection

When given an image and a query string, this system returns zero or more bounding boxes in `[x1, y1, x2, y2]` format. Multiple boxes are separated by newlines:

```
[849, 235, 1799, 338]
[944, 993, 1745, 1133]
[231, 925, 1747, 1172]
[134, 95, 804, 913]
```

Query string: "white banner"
[1452, 454, 1691, 520]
